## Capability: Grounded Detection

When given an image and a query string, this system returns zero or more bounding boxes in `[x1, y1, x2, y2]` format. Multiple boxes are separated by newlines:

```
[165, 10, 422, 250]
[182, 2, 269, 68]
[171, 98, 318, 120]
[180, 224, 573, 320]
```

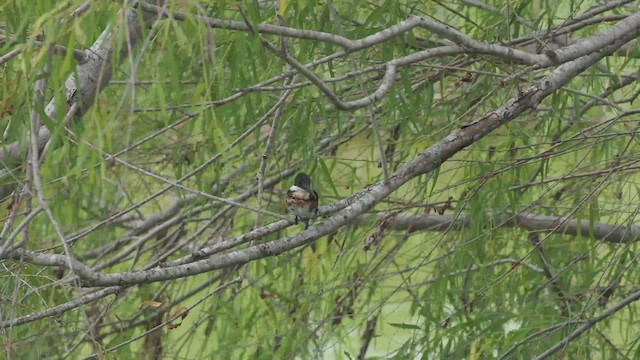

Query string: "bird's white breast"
[289, 185, 306, 192]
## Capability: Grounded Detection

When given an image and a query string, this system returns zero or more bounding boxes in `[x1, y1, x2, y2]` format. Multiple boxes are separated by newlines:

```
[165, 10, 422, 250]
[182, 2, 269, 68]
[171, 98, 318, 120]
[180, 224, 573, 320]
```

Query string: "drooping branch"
[13, 10, 636, 288]
[2, 6, 640, 345]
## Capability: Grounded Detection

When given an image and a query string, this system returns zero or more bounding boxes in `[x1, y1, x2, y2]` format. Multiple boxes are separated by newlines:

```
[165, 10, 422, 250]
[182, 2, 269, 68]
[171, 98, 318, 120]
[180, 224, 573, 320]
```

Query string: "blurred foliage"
[1, 0, 640, 359]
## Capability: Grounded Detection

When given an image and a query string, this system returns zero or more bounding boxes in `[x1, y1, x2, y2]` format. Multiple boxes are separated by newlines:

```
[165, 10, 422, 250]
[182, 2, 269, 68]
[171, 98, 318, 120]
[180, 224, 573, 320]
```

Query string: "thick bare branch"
[370, 212, 640, 243]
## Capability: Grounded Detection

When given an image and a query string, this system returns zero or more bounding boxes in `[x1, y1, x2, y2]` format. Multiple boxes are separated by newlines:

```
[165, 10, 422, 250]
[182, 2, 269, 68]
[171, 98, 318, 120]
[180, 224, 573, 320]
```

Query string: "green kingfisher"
[286, 172, 319, 229]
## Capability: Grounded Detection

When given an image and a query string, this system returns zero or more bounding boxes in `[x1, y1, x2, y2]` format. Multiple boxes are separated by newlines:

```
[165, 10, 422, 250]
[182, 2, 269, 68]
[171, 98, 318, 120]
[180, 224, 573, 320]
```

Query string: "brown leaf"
[141, 300, 164, 308]
[168, 307, 189, 330]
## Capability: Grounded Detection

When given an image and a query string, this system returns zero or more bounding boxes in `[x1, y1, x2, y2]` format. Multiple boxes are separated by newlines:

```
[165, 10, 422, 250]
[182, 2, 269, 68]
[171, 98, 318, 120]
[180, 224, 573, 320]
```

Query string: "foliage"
[1, 0, 640, 359]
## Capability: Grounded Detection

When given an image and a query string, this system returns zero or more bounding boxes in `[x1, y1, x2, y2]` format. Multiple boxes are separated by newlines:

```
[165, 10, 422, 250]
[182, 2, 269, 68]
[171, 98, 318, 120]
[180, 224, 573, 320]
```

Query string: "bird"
[286, 172, 319, 229]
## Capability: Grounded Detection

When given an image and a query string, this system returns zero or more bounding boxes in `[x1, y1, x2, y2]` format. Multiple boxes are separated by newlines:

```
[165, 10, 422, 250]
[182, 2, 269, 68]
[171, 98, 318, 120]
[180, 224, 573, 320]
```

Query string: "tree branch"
[39, 13, 640, 286]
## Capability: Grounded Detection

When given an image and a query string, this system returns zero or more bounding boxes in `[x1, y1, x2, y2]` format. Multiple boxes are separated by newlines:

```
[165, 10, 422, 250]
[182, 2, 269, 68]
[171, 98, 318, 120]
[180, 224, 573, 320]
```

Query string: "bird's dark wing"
[312, 190, 319, 201]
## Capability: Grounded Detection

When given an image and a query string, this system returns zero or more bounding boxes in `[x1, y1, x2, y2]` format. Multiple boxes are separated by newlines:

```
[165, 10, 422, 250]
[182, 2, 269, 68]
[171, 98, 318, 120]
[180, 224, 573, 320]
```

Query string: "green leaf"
[388, 322, 422, 330]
